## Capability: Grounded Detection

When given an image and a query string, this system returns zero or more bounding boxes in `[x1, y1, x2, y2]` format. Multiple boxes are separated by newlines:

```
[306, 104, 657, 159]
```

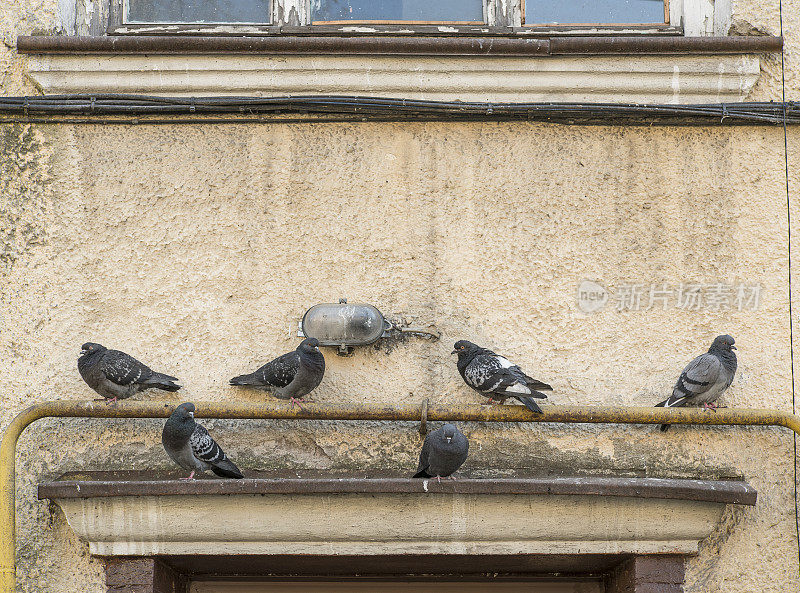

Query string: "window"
[126, 0, 272, 23]
[523, 0, 668, 26]
[310, 0, 485, 24]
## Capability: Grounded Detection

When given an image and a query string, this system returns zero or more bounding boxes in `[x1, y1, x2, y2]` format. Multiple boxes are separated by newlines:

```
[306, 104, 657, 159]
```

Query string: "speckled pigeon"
[162, 402, 243, 480]
[413, 423, 469, 482]
[229, 338, 325, 407]
[453, 340, 552, 413]
[78, 342, 181, 404]
[656, 334, 738, 432]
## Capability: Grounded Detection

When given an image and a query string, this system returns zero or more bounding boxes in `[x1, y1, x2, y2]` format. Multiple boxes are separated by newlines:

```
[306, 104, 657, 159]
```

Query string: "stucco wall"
[2, 1, 800, 592]
[1, 119, 799, 593]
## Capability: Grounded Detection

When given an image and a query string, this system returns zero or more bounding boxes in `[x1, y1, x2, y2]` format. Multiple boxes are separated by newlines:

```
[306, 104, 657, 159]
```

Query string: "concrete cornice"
[41, 476, 755, 557]
[22, 52, 762, 103]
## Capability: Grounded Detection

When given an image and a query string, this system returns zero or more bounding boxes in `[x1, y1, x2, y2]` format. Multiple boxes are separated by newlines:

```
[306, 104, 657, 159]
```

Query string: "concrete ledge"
[21, 53, 763, 103]
[40, 476, 755, 557]
[39, 476, 758, 503]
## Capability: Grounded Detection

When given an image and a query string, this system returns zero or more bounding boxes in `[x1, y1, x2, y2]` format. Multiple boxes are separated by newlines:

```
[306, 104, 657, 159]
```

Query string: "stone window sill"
[17, 35, 781, 102]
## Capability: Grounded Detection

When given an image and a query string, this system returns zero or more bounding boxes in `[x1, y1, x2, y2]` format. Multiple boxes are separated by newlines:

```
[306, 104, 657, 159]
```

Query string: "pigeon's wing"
[467, 354, 547, 398]
[657, 353, 722, 407]
[258, 351, 301, 388]
[189, 424, 243, 479]
[98, 350, 153, 386]
[463, 354, 504, 391]
[413, 435, 432, 478]
[189, 424, 225, 465]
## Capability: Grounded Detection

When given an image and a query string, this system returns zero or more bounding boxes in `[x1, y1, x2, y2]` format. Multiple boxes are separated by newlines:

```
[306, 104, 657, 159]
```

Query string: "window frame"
[106, 0, 690, 35]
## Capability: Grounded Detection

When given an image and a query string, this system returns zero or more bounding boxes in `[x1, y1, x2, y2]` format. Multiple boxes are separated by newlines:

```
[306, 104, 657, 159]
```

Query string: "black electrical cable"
[0, 96, 798, 125]
[778, 0, 800, 574]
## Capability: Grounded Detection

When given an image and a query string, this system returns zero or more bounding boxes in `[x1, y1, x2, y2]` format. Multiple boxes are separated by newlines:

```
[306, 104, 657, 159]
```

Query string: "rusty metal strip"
[15, 35, 550, 55]
[37, 476, 758, 505]
[15, 35, 782, 56]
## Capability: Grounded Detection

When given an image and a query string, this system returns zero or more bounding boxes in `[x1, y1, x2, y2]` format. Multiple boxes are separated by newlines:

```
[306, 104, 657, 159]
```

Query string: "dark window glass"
[127, 0, 270, 23]
[311, 0, 483, 22]
[525, 0, 665, 24]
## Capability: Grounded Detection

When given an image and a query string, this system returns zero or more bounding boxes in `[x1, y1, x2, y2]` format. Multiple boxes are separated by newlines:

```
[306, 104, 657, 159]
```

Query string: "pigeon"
[452, 340, 552, 413]
[162, 402, 244, 480]
[655, 334, 738, 432]
[229, 338, 325, 407]
[413, 423, 469, 482]
[78, 342, 181, 404]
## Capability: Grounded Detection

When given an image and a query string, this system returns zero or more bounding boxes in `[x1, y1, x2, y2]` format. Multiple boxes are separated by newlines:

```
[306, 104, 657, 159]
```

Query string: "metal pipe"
[2, 400, 800, 592]
[15, 35, 782, 55]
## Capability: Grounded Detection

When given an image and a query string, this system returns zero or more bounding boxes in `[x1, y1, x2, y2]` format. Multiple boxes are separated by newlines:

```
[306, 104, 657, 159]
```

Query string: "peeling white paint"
[339, 26, 378, 33]
[671, 64, 681, 104]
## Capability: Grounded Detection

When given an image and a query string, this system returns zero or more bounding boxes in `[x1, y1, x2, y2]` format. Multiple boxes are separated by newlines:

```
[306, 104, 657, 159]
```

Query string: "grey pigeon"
[453, 340, 552, 414]
[656, 334, 738, 432]
[229, 338, 325, 407]
[413, 423, 469, 482]
[78, 342, 181, 404]
[162, 402, 244, 480]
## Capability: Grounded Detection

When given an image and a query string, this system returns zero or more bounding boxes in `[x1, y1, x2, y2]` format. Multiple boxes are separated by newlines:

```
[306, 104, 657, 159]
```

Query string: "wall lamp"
[299, 299, 440, 355]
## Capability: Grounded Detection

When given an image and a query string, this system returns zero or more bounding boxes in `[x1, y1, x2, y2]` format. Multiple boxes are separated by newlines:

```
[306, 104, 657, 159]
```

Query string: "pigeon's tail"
[655, 395, 688, 408]
[523, 377, 553, 392]
[229, 373, 261, 386]
[655, 395, 687, 432]
[515, 396, 544, 414]
[413, 469, 431, 479]
[211, 459, 244, 479]
[144, 373, 181, 392]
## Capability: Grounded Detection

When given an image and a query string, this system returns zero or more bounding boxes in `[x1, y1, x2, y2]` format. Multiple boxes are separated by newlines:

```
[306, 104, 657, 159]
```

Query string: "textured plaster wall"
[0, 121, 798, 593]
[0, 1, 800, 593]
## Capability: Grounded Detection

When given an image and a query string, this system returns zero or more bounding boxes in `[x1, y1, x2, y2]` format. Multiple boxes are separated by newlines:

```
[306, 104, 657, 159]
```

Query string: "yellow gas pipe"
[2, 400, 800, 592]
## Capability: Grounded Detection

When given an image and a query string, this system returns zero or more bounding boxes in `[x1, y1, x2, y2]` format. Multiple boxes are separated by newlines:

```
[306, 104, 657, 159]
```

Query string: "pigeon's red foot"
[448, 475, 457, 481]
[702, 403, 720, 412]
[290, 397, 306, 410]
[180, 471, 196, 481]
[436, 475, 442, 483]
[98, 397, 118, 405]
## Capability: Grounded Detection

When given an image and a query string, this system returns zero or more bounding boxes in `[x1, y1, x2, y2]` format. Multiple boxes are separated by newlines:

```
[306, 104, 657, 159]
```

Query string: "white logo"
[577, 280, 609, 313]
[576, 280, 762, 313]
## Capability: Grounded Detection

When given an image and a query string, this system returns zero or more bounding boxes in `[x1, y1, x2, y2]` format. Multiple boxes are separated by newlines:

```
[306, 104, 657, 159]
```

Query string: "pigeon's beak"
[731, 345, 737, 350]
[188, 411, 194, 418]
[446, 436, 452, 443]
[451, 349, 457, 355]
